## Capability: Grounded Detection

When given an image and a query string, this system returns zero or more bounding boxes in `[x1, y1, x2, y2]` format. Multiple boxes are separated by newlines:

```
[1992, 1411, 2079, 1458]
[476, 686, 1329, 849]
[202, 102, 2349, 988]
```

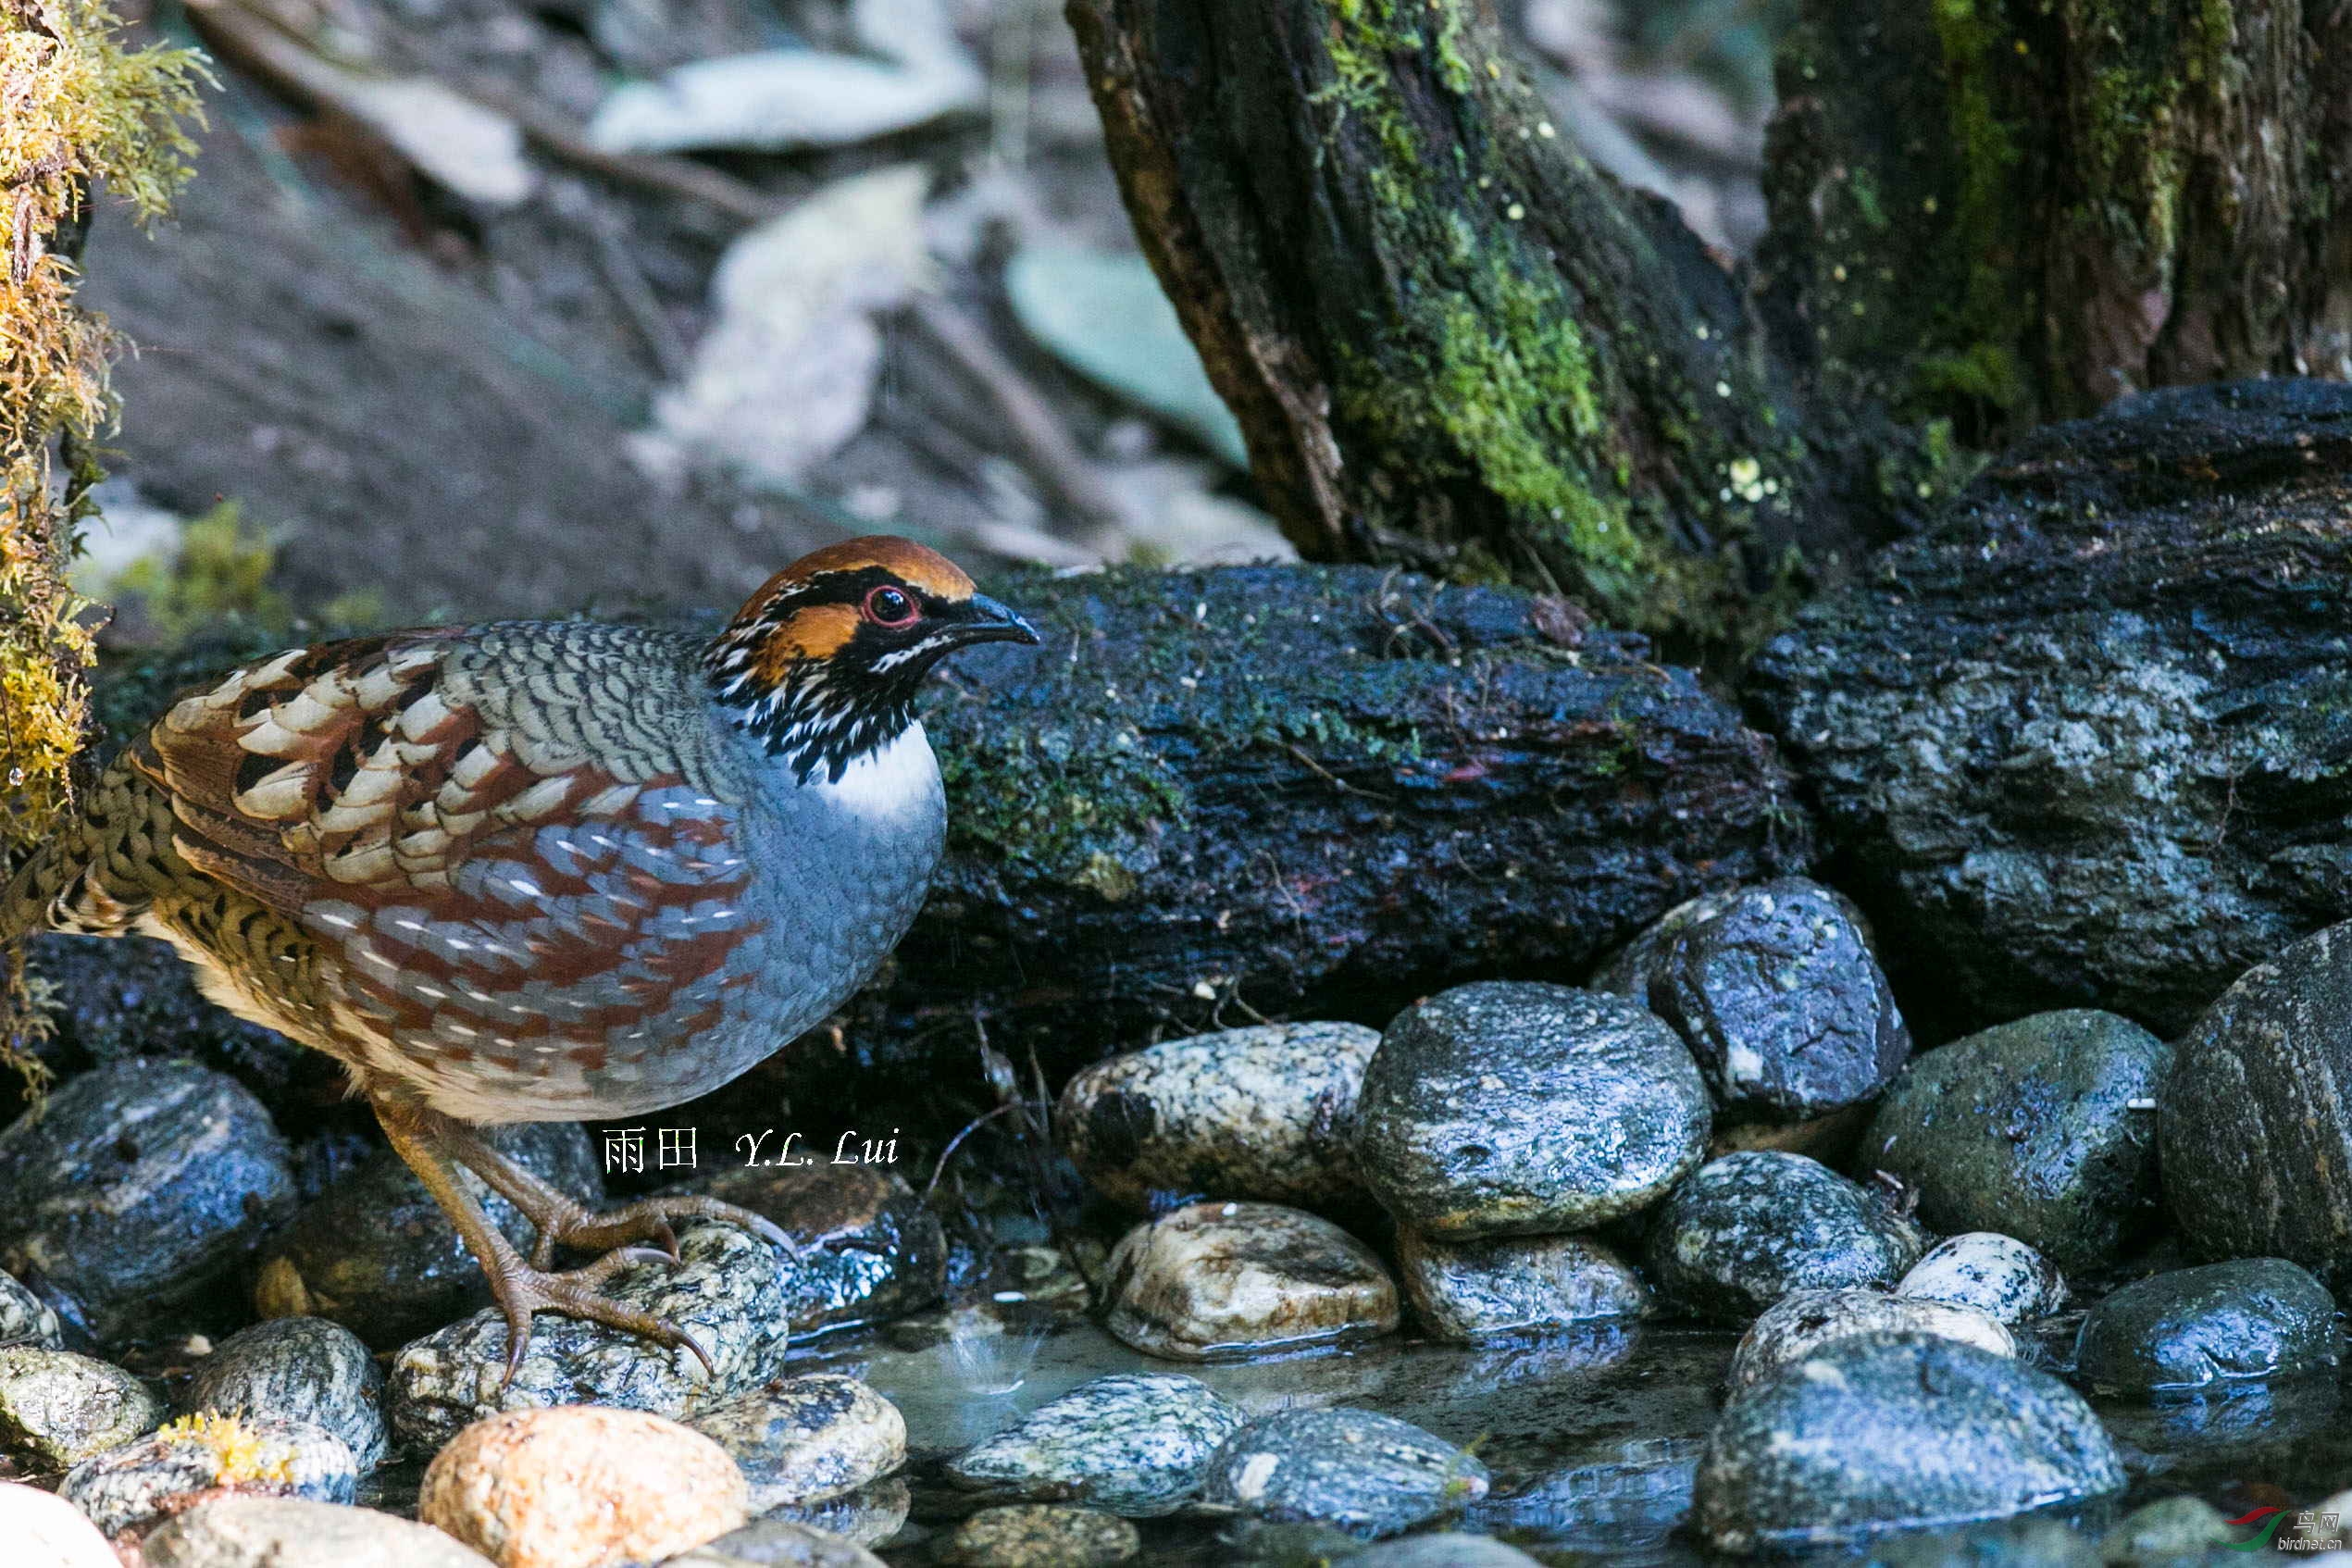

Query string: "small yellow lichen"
[155, 1412, 298, 1487]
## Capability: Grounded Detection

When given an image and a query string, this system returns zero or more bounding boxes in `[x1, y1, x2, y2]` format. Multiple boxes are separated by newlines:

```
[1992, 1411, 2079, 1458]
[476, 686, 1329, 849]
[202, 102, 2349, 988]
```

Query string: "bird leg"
[428, 1114, 802, 1271]
[372, 1100, 718, 1383]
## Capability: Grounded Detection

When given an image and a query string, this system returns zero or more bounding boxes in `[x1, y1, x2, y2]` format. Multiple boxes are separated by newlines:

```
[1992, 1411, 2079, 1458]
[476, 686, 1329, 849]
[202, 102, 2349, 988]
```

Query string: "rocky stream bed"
[8, 383, 2352, 1566]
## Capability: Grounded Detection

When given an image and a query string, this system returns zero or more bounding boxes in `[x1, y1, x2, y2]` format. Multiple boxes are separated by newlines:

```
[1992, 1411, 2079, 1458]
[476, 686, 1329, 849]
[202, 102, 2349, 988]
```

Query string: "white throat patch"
[813, 723, 939, 823]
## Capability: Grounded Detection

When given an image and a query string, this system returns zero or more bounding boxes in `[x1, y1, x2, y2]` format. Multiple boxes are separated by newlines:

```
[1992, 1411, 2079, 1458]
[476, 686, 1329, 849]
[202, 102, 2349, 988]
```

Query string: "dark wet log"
[1747, 380, 2352, 1039]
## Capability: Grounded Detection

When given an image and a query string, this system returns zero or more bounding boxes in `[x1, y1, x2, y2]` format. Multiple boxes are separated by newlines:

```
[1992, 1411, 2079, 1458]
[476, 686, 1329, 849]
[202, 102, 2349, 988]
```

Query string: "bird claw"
[486, 1251, 718, 1388]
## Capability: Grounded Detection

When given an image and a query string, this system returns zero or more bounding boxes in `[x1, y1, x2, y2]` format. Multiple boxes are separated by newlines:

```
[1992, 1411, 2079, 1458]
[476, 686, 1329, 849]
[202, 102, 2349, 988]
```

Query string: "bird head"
[705, 536, 1039, 781]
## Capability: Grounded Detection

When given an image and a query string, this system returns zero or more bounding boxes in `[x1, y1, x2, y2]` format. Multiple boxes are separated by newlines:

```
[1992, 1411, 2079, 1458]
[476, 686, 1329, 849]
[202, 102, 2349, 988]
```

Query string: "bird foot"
[518, 1192, 803, 1272]
[480, 1246, 718, 1385]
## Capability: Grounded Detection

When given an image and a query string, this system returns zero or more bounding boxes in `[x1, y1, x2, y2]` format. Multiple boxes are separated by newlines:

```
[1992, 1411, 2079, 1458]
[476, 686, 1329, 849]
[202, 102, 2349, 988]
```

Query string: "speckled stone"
[950, 1504, 1139, 1566]
[0, 1478, 118, 1567]
[62, 1413, 357, 1536]
[1868, 1010, 2169, 1271]
[1352, 983, 1710, 1238]
[2163, 926, 2352, 1286]
[684, 1163, 945, 1338]
[253, 1124, 602, 1349]
[419, 1406, 745, 1568]
[1057, 1023, 1382, 1211]
[140, 1496, 496, 1567]
[1202, 1407, 1488, 1537]
[1692, 1332, 2125, 1552]
[2074, 1258, 2341, 1393]
[666, 1516, 888, 1567]
[946, 1372, 1246, 1517]
[1101, 1202, 1398, 1361]
[1645, 1151, 1927, 1322]
[0, 1060, 296, 1343]
[1597, 878, 1910, 1121]
[764, 1476, 910, 1549]
[690, 1375, 904, 1512]
[1346, 1536, 1546, 1568]
[185, 1316, 388, 1473]
[1897, 1233, 2067, 1324]
[2099, 1496, 2234, 1562]
[1394, 1230, 1648, 1342]
[0, 1346, 164, 1467]
[1724, 1289, 2016, 1396]
[388, 1222, 792, 1451]
[0, 1268, 61, 1350]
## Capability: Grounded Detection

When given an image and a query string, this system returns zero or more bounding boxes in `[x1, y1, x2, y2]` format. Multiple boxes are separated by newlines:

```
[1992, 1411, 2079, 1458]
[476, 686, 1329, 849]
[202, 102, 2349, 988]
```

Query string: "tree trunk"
[1067, 0, 2352, 641]
[1062, 0, 1905, 652]
[1761, 0, 2352, 441]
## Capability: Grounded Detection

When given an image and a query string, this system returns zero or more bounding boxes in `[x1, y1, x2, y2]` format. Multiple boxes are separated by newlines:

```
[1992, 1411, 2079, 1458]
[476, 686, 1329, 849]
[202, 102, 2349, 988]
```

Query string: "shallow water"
[790, 1311, 2352, 1562]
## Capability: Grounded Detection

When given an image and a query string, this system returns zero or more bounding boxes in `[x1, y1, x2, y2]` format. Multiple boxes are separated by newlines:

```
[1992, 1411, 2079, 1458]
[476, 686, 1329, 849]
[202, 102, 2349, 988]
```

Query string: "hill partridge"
[1, 536, 1039, 1369]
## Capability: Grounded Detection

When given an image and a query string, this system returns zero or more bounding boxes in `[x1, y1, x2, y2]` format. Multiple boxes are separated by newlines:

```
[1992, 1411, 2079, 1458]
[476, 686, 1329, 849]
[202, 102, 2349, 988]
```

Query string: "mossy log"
[1747, 380, 2352, 1039]
[47, 566, 1811, 1115]
[1063, 0, 1898, 649]
[1762, 0, 2352, 442]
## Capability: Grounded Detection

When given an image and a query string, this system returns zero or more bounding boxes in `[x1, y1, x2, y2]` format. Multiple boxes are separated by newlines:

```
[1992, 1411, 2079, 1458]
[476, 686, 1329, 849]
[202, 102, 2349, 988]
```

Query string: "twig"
[585, 210, 690, 381]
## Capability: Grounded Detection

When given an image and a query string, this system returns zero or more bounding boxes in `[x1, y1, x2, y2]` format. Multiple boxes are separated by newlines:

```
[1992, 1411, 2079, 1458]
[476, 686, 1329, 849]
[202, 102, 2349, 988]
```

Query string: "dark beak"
[951, 593, 1042, 648]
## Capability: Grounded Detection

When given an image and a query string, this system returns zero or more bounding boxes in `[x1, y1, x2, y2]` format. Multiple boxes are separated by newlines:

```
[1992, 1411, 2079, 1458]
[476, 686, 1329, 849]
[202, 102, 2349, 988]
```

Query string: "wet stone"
[1867, 1515, 2101, 1567]
[1599, 878, 1909, 1121]
[0, 1267, 61, 1350]
[0, 1478, 117, 1568]
[1101, 1201, 1398, 1361]
[945, 1371, 1246, 1517]
[0, 1346, 164, 1467]
[421, 1405, 745, 1568]
[0, 1059, 296, 1343]
[2099, 1496, 2234, 1563]
[184, 1315, 388, 1473]
[1395, 1230, 1648, 1342]
[690, 1374, 905, 1512]
[1352, 982, 1711, 1238]
[764, 1476, 911, 1549]
[140, 1495, 496, 1567]
[684, 1162, 945, 1338]
[2162, 925, 2352, 1286]
[1056, 1022, 1381, 1211]
[252, 1122, 602, 1349]
[388, 1221, 792, 1451]
[949, 1504, 1139, 1567]
[1645, 1151, 1926, 1323]
[1346, 1536, 1547, 1568]
[1897, 1233, 2067, 1324]
[2074, 1258, 2341, 1394]
[1867, 1010, 2169, 1272]
[1692, 1331, 2125, 1552]
[1725, 1288, 2015, 1396]
[1202, 1406, 1489, 1537]
[62, 1412, 357, 1537]
[667, 1516, 889, 1567]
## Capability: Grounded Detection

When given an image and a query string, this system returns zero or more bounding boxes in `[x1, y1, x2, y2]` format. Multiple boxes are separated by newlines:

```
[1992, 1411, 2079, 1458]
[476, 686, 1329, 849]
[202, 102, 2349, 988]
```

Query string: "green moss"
[1923, 0, 2035, 419]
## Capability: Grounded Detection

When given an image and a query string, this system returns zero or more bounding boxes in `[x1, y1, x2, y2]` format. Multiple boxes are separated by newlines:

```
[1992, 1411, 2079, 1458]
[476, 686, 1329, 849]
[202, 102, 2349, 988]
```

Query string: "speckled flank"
[1101, 1202, 1398, 1361]
[388, 1222, 792, 1451]
[1203, 1407, 1488, 1536]
[947, 1372, 1245, 1517]
[1057, 1022, 1380, 1211]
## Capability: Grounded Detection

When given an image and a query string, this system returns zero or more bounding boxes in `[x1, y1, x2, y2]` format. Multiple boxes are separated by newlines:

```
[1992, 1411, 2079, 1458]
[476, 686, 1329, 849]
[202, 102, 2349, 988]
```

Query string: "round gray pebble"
[0, 1267, 60, 1350]
[1203, 1407, 1488, 1537]
[950, 1503, 1139, 1566]
[1395, 1230, 1648, 1342]
[1345, 1536, 1546, 1568]
[1101, 1202, 1397, 1360]
[63, 1412, 357, 1536]
[2074, 1257, 2341, 1393]
[139, 1495, 495, 1567]
[1057, 1023, 1380, 1210]
[690, 1374, 904, 1511]
[947, 1371, 1244, 1517]
[1692, 1331, 2125, 1551]
[1645, 1151, 1926, 1322]
[1352, 982, 1711, 1238]
[184, 1316, 388, 1473]
[1725, 1289, 2015, 1396]
[0, 1345, 164, 1467]
[1897, 1233, 2067, 1324]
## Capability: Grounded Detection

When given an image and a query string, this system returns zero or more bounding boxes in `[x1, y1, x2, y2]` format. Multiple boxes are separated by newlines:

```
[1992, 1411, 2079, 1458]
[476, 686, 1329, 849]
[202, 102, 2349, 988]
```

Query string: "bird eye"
[862, 585, 918, 627]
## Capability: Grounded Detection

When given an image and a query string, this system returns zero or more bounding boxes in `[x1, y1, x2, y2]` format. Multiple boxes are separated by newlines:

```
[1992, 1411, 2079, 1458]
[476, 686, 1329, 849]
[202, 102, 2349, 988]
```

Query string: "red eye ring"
[862, 585, 920, 627]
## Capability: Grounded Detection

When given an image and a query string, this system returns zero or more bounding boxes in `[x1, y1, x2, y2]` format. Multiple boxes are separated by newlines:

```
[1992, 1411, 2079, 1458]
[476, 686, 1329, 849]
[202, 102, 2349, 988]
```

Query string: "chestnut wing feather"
[135, 626, 767, 1076]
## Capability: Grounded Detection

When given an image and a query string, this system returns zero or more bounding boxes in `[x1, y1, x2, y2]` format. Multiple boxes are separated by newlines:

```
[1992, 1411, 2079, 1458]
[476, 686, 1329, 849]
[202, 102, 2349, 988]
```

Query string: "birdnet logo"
[2228, 1504, 2345, 1552]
